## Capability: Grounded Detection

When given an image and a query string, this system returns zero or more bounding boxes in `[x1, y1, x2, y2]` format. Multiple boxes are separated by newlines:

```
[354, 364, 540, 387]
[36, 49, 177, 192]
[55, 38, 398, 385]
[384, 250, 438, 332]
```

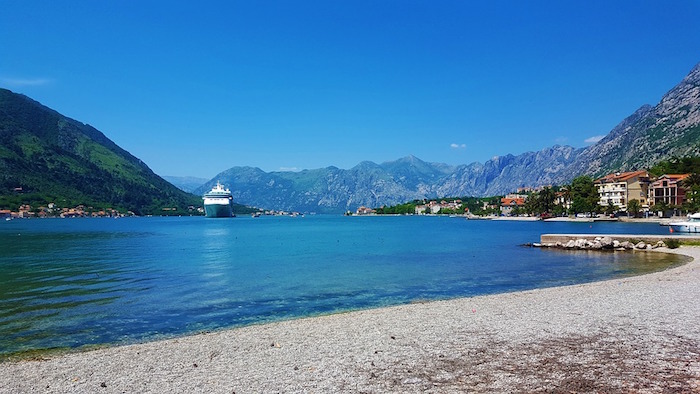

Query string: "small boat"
[669, 213, 700, 233]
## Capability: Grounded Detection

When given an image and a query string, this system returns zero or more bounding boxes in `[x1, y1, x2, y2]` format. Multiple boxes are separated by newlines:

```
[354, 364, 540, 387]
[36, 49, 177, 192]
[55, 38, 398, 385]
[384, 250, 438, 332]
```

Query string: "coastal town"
[355, 169, 697, 218]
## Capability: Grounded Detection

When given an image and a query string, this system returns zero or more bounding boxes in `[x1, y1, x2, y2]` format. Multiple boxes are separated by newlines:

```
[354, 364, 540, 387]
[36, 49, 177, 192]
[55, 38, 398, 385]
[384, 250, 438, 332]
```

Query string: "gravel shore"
[2, 248, 699, 393]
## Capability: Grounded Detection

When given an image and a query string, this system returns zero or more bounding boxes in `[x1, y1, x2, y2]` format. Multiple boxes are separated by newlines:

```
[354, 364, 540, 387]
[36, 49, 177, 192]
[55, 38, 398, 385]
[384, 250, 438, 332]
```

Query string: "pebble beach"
[1, 247, 699, 393]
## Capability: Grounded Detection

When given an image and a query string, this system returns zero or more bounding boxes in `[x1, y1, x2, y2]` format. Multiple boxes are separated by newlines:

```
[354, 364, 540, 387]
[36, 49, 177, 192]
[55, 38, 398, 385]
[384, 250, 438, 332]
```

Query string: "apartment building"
[648, 174, 690, 206]
[595, 171, 650, 211]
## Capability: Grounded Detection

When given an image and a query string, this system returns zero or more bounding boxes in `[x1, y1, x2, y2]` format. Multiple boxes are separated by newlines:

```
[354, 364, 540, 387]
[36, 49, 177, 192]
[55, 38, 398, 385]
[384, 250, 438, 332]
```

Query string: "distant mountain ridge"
[162, 175, 208, 193]
[194, 146, 580, 213]
[198, 61, 700, 213]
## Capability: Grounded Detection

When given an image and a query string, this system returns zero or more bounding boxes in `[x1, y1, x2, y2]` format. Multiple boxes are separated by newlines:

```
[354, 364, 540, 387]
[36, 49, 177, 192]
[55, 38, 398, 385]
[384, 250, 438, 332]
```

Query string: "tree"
[681, 173, 700, 213]
[552, 204, 565, 216]
[537, 187, 556, 215]
[627, 199, 641, 218]
[523, 193, 540, 216]
[653, 200, 670, 215]
[604, 199, 616, 216]
[569, 176, 600, 215]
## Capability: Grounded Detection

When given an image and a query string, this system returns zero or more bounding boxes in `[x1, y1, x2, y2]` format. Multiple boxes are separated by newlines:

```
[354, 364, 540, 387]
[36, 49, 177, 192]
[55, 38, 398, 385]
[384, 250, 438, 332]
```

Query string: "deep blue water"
[0, 215, 685, 357]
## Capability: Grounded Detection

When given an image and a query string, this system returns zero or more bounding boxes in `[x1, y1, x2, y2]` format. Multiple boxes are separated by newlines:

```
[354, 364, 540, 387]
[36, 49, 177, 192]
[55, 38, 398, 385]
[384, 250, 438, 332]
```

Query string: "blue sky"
[2, 1, 699, 179]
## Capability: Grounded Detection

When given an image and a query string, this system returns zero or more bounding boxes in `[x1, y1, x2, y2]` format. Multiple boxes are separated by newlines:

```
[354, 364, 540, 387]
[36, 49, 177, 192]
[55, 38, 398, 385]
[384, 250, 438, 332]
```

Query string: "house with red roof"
[500, 197, 525, 216]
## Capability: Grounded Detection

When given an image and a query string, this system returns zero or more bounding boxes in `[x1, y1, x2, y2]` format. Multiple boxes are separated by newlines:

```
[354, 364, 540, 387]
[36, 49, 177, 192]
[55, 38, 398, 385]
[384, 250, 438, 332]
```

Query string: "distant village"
[0, 203, 130, 219]
[355, 170, 692, 218]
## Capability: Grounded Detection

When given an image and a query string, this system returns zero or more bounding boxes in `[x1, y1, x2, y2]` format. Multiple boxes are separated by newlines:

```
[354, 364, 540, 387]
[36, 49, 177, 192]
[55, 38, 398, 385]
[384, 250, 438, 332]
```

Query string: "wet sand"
[1, 248, 699, 393]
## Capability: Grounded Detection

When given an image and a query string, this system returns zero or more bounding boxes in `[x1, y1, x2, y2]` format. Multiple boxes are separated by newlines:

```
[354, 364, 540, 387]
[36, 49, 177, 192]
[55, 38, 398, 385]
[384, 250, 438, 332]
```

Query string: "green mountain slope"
[0, 88, 203, 215]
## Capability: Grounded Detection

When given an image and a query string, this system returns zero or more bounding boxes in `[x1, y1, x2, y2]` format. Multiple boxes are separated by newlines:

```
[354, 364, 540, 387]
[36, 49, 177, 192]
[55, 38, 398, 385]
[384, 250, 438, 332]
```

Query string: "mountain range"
[2, 61, 698, 215]
[194, 61, 700, 213]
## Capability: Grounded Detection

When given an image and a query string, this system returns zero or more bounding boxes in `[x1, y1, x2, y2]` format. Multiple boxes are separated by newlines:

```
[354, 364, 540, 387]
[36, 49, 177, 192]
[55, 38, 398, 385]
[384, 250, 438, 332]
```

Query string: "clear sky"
[2, 1, 699, 179]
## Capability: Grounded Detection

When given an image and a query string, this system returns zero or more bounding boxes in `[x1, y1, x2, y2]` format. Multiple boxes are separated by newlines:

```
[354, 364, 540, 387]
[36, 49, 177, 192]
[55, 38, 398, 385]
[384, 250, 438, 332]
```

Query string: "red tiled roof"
[501, 198, 525, 206]
[657, 174, 691, 180]
[595, 170, 649, 184]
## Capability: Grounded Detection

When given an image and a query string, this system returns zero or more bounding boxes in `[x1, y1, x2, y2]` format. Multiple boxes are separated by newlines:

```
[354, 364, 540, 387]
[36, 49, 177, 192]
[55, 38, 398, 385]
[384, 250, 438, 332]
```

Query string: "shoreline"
[2, 249, 699, 393]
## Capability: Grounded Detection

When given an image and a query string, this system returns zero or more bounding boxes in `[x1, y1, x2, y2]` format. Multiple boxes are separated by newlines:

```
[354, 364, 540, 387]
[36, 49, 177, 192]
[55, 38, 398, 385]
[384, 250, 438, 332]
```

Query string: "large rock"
[600, 236, 614, 248]
[620, 241, 634, 250]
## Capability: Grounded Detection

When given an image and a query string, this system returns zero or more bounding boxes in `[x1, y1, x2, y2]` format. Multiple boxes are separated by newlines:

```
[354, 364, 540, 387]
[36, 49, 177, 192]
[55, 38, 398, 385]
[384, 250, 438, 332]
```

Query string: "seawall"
[541, 233, 700, 244]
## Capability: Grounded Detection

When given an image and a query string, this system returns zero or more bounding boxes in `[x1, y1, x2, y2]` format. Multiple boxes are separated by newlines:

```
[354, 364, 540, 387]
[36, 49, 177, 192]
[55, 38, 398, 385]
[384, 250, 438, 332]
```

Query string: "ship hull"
[669, 223, 700, 233]
[204, 202, 233, 218]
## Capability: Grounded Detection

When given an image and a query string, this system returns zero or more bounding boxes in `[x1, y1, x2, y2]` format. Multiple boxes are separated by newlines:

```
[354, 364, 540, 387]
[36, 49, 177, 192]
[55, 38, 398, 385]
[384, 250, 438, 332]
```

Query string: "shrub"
[665, 238, 681, 249]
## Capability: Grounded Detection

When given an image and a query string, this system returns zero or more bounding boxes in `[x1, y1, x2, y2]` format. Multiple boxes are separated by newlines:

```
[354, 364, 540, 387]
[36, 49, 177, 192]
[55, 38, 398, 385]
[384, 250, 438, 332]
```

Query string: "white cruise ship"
[202, 181, 234, 218]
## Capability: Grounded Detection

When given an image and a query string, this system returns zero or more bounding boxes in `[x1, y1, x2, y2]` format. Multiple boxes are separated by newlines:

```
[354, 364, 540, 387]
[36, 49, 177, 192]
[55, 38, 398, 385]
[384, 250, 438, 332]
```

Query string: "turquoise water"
[0, 216, 686, 357]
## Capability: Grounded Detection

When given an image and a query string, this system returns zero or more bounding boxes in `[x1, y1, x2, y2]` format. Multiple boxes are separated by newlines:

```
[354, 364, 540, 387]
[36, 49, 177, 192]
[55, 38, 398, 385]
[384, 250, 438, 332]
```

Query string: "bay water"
[0, 215, 686, 357]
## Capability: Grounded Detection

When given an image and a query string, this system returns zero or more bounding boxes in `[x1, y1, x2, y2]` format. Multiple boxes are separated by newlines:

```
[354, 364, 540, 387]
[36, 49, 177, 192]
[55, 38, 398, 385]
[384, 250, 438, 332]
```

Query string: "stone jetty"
[531, 234, 700, 251]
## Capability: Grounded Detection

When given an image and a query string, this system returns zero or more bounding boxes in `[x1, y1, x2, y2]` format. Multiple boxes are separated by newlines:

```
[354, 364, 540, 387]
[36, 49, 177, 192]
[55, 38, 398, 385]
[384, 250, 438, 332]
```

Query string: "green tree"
[523, 193, 540, 216]
[537, 187, 556, 215]
[511, 205, 523, 216]
[627, 199, 641, 217]
[569, 176, 600, 215]
[604, 199, 616, 216]
[653, 201, 670, 216]
[681, 174, 700, 213]
[552, 204, 565, 216]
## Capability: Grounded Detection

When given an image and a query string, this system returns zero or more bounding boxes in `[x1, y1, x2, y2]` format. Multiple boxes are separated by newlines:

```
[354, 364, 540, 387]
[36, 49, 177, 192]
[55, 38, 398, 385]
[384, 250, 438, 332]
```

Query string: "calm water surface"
[0, 215, 687, 357]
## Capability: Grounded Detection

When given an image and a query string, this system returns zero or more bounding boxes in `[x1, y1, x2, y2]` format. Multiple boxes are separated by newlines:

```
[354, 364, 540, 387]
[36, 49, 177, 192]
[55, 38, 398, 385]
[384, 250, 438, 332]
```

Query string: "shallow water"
[0, 215, 687, 357]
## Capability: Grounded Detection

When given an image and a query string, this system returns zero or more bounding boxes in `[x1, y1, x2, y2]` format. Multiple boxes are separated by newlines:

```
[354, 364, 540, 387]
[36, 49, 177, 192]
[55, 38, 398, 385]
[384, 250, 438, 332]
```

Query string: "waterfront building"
[648, 174, 690, 206]
[500, 197, 525, 216]
[595, 171, 651, 211]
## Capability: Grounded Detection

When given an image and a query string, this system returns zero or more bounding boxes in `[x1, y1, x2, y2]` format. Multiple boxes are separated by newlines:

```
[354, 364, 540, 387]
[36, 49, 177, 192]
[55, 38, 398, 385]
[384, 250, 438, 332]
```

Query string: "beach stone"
[635, 242, 647, 250]
[600, 236, 614, 248]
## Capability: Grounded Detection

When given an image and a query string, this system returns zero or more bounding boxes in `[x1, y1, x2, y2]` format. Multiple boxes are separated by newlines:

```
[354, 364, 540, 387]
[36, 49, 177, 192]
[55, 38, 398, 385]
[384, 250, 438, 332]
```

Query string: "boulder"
[613, 240, 621, 248]
[600, 236, 614, 248]
[565, 240, 576, 248]
[620, 241, 634, 249]
[635, 242, 647, 250]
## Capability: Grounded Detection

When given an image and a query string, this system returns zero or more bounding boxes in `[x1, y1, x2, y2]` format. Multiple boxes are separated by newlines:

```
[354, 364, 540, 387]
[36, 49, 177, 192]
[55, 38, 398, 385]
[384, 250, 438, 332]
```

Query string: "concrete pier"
[541, 233, 700, 244]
